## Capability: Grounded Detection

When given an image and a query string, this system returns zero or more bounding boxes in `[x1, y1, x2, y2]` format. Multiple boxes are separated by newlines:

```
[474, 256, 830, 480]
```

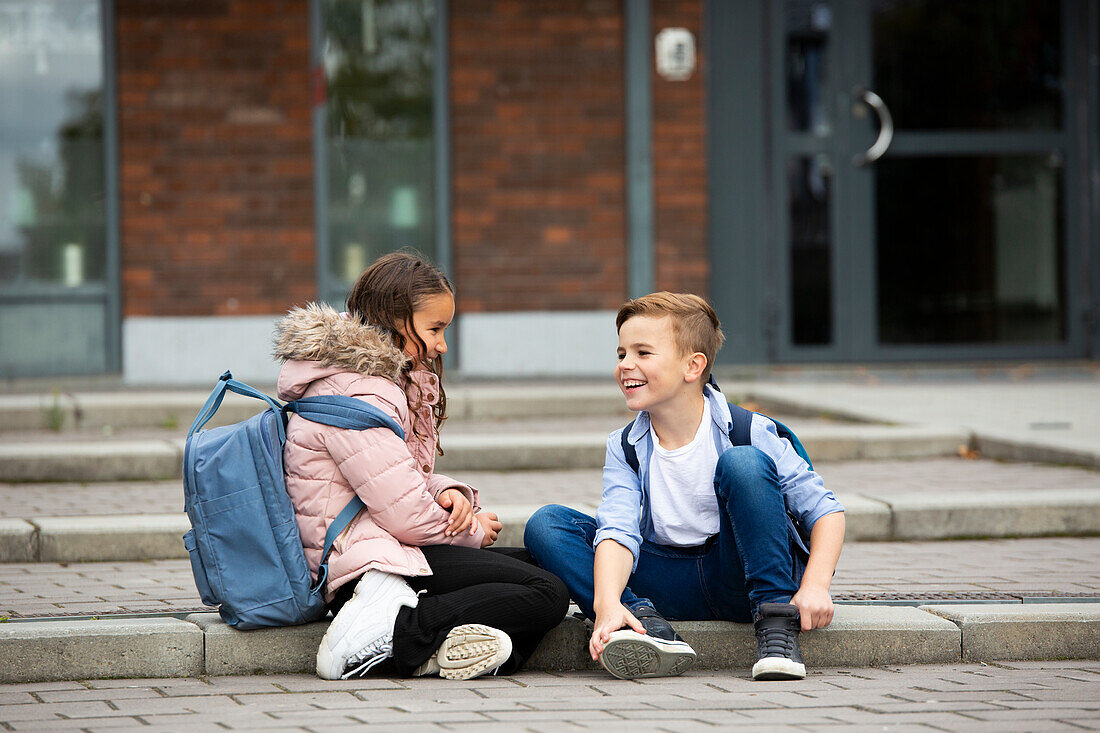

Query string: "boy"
[525, 292, 845, 680]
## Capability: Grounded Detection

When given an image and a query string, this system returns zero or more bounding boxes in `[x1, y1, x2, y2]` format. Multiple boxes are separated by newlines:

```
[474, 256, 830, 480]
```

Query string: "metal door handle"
[852, 87, 893, 166]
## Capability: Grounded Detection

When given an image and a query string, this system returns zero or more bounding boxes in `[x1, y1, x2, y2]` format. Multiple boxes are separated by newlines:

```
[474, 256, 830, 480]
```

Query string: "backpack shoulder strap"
[287, 395, 406, 440]
[287, 395, 407, 594]
[312, 495, 366, 593]
[620, 419, 640, 474]
[727, 402, 754, 446]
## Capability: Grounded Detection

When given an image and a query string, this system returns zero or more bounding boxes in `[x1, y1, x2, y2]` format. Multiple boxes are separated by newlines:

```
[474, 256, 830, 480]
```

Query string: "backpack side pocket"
[183, 528, 217, 607]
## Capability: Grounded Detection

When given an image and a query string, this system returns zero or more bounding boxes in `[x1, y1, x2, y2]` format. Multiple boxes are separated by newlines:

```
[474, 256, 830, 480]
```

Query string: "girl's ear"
[683, 352, 708, 383]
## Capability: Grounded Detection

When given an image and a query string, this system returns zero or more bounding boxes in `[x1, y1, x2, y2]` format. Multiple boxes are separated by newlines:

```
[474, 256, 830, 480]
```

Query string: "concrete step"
[0, 384, 633, 433]
[0, 423, 968, 482]
[1, 603, 1096, 683]
[2, 488, 1098, 563]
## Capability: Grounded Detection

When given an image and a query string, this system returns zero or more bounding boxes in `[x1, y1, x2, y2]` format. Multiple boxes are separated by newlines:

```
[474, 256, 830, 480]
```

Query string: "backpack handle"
[188, 371, 286, 440]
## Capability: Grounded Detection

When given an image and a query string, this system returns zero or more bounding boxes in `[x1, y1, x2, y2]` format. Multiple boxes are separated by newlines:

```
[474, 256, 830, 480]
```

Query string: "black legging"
[329, 546, 570, 676]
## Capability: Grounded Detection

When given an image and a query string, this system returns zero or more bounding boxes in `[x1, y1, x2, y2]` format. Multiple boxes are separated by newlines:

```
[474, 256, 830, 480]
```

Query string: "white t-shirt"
[647, 398, 721, 547]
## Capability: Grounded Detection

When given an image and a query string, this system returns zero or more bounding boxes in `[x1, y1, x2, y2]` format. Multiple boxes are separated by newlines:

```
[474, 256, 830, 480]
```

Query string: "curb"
[0, 425, 970, 483]
[921, 603, 1100, 662]
[2, 604, 1096, 683]
[2, 490, 1097, 563]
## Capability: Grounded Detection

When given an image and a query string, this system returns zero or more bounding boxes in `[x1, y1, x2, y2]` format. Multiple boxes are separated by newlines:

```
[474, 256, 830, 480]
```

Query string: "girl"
[273, 251, 569, 680]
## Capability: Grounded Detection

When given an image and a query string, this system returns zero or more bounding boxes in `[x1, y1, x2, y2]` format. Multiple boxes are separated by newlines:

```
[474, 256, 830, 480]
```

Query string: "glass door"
[774, 0, 1086, 361]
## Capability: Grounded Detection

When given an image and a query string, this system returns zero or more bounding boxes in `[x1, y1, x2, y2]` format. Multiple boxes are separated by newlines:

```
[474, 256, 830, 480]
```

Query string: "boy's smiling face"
[616, 315, 696, 413]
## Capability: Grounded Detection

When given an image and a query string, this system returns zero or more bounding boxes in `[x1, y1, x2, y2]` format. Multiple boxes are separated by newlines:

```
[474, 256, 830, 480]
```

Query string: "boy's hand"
[589, 602, 646, 661]
[475, 511, 502, 548]
[437, 488, 473, 536]
[790, 582, 834, 631]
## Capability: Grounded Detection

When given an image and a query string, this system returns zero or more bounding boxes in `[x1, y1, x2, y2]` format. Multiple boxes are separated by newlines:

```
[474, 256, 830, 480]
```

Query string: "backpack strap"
[620, 419, 640, 474]
[311, 495, 366, 594]
[286, 395, 409, 594]
[726, 402, 754, 447]
[287, 395, 406, 440]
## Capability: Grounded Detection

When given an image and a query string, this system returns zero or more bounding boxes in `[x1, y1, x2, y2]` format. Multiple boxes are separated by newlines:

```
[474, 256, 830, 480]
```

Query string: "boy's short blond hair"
[616, 292, 725, 380]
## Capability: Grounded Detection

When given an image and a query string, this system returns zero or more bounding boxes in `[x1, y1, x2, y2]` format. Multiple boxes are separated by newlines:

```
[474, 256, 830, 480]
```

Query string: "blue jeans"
[524, 446, 803, 622]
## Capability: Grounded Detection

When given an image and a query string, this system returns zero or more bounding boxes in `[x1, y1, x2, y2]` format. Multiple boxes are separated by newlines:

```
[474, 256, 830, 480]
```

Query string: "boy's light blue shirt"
[594, 383, 845, 571]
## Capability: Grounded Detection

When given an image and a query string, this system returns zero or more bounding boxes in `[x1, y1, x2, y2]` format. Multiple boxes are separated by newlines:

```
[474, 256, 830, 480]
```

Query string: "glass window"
[876, 155, 1066, 344]
[788, 155, 833, 346]
[0, 0, 109, 376]
[320, 0, 437, 301]
[785, 0, 832, 136]
[872, 0, 1062, 130]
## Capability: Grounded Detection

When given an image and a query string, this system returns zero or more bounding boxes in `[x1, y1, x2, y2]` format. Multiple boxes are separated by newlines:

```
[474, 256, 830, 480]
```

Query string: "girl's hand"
[589, 602, 645, 661]
[475, 512, 502, 548]
[437, 488, 473, 536]
[790, 582, 834, 631]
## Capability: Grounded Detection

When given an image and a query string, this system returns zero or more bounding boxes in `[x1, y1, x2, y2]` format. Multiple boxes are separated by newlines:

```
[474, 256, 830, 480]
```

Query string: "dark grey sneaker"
[598, 605, 697, 680]
[752, 602, 806, 680]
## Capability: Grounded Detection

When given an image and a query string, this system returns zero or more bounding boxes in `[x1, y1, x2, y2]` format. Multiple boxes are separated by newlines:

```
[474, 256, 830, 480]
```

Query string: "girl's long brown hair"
[346, 250, 452, 452]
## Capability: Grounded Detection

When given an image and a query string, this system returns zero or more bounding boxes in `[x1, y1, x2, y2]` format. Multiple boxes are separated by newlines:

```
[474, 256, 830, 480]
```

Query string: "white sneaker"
[316, 570, 419, 680]
[412, 624, 513, 680]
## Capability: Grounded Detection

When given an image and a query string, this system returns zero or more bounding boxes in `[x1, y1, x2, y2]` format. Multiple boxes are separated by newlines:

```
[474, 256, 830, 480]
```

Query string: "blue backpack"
[183, 371, 404, 630]
[619, 381, 814, 561]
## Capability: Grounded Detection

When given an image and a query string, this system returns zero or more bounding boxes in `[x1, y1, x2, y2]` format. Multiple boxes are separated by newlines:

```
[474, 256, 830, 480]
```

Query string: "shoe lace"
[341, 634, 394, 679]
[756, 624, 796, 658]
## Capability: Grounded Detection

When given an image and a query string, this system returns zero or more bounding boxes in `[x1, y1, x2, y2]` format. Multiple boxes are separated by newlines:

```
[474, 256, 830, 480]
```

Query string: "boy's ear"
[683, 352, 708, 383]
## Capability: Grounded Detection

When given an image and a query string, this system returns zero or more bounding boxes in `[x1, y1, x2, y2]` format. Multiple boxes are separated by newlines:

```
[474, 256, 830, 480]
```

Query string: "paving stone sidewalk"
[0, 662, 1096, 731]
[3, 457, 1099, 519]
[2, 537, 1097, 620]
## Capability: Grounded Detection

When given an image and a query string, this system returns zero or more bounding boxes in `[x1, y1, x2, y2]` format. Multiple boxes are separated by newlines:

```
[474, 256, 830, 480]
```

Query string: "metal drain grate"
[835, 591, 1100, 606]
[3, 606, 216, 622]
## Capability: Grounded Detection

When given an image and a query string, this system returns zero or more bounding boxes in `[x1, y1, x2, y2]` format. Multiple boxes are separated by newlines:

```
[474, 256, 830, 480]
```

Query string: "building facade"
[2, 0, 1098, 383]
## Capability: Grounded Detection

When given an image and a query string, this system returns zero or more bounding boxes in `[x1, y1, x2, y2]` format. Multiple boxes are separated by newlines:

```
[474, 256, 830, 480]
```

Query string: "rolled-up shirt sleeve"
[594, 430, 645, 571]
[751, 416, 844, 530]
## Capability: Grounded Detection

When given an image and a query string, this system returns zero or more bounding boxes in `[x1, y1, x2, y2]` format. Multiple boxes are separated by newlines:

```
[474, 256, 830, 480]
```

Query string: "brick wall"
[450, 0, 627, 312]
[652, 0, 708, 298]
[116, 0, 315, 317]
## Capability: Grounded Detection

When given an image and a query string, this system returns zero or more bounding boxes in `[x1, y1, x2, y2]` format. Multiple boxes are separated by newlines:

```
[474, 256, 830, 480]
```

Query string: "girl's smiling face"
[402, 292, 454, 366]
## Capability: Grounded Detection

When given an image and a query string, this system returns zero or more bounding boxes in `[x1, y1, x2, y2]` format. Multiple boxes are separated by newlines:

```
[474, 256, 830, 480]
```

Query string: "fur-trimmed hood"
[273, 303, 409, 396]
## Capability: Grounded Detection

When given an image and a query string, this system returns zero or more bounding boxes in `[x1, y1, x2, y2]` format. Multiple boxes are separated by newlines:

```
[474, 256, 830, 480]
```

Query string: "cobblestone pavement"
[0, 662, 1096, 731]
[2, 537, 1098, 619]
[3, 457, 1099, 519]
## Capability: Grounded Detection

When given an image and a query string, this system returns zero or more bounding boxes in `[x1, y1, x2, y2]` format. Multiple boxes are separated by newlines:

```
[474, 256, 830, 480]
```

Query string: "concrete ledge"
[0, 387, 630, 432]
[34, 514, 191, 562]
[871, 489, 1100, 540]
[4, 489, 1098, 562]
[922, 603, 1100, 662]
[4, 605, 1100, 683]
[187, 612, 329, 676]
[0, 618, 203, 682]
[799, 425, 969, 462]
[0, 518, 37, 562]
[0, 440, 180, 482]
[0, 425, 971, 483]
[835, 494, 892, 541]
[676, 605, 961, 669]
[435, 433, 610, 472]
[972, 435, 1100, 470]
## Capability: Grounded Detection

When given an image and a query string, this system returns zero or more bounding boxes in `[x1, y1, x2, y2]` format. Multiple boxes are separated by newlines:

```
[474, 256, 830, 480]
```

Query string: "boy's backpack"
[182, 371, 404, 630]
[619, 390, 814, 560]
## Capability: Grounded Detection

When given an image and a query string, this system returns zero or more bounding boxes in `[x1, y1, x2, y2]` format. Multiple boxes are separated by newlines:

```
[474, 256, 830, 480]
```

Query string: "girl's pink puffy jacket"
[273, 303, 484, 600]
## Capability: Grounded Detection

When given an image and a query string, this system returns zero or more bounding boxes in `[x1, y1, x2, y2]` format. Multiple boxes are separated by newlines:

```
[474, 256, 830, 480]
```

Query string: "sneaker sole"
[752, 657, 806, 680]
[436, 624, 513, 681]
[599, 630, 697, 680]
